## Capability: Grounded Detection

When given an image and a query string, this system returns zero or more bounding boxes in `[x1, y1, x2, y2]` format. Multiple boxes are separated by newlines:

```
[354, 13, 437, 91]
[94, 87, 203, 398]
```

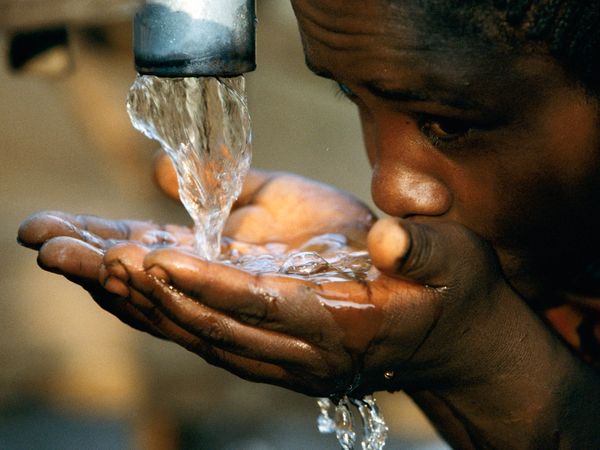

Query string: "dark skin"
[294, 0, 600, 298]
[17, 0, 600, 448]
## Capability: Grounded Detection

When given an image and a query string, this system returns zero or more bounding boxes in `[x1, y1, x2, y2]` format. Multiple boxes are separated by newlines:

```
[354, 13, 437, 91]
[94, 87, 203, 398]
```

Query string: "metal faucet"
[134, 0, 256, 77]
[1, 0, 256, 77]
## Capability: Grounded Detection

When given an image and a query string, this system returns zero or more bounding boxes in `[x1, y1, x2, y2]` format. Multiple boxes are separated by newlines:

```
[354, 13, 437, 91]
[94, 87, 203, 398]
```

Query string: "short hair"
[413, 0, 600, 96]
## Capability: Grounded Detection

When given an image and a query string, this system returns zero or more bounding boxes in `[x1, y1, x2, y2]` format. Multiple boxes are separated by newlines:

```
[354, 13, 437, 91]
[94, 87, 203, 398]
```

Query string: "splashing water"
[318, 396, 389, 450]
[127, 75, 251, 259]
[126, 75, 387, 450]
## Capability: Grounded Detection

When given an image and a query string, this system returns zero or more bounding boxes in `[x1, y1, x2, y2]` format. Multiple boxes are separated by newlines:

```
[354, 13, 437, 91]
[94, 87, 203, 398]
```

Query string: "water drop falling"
[317, 398, 336, 434]
[352, 396, 389, 450]
[335, 397, 357, 450]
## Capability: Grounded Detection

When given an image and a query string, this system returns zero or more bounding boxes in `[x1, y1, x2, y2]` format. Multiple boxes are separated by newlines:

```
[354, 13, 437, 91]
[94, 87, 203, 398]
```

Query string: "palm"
[18, 166, 512, 398]
[96, 243, 442, 397]
[153, 149, 376, 247]
[224, 171, 375, 247]
[18, 168, 376, 357]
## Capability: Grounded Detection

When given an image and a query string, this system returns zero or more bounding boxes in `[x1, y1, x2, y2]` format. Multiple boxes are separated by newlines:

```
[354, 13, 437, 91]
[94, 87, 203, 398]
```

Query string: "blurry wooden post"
[0, 0, 141, 29]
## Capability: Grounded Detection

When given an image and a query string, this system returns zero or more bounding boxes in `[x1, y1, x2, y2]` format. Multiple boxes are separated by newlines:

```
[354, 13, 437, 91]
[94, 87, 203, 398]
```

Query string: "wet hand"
[154, 152, 375, 247]
[17, 211, 194, 338]
[17, 166, 375, 344]
[99, 217, 518, 397]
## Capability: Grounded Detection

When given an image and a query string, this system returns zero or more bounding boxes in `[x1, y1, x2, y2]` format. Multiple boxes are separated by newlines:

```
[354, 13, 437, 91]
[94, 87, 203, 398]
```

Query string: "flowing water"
[127, 74, 387, 449]
[128, 75, 251, 260]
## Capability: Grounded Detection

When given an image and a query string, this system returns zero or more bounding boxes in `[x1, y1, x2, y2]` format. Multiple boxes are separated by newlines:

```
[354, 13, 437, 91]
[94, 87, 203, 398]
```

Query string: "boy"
[19, 1, 600, 447]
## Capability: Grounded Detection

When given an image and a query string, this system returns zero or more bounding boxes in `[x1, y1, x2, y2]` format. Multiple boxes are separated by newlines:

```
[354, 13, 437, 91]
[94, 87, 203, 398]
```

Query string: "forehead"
[290, 0, 560, 111]
[291, 0, 423, 61]
[292, 0, 492, 78]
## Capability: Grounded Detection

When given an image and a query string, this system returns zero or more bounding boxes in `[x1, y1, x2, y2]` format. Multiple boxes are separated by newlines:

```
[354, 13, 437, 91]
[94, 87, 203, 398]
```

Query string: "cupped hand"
[17, 156, 376, 345]
[18, 155, 520, 398]
[17, 210, 194, 338]
[154, 152, 375, 247]
[97, 217, 516, 397]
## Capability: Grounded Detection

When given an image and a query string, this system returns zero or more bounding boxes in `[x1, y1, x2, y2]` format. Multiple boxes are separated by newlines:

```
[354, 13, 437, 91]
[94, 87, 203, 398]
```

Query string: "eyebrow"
[305, 57, 486, 112]
[364, 81, 483, 111]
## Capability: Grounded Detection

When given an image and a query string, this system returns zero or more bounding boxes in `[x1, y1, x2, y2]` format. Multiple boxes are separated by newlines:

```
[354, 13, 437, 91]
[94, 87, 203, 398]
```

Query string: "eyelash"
[417, 115, 476, 147]
[334, 82, 357, 101]
[334, 82, 476, 148]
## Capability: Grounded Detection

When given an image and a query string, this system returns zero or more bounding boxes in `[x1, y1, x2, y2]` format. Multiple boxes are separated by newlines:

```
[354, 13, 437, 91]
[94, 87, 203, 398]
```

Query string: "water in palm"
[127, 74, 387, 450]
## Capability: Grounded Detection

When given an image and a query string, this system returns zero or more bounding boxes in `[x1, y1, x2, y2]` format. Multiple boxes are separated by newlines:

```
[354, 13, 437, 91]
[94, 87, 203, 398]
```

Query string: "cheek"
[443, 160, 508, 239]
[447, 145, 598, 257]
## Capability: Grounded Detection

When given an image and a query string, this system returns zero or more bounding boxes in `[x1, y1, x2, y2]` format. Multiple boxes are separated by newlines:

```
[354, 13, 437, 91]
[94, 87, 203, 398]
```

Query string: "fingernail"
[104, 276, 130, 297]
[368, 218, 410, 273]
[146, 265, 170, 284]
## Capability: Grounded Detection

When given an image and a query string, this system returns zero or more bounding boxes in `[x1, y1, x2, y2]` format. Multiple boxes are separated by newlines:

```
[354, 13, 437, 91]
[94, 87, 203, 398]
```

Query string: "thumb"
[154, 151, 180, 202]
[367, 217, 481, 287]
[153, 151, 275, 208]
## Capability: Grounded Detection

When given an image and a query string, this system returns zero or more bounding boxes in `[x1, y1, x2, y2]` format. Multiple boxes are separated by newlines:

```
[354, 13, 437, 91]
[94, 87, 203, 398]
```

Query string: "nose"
[371, 163, 452, 218]
[368, 116, 452, 219]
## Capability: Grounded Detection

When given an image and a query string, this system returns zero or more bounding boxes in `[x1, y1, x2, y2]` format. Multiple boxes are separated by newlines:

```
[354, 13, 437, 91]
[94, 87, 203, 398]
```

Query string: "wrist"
[410, 286, 600, 449]
[400, 282, 534, 387]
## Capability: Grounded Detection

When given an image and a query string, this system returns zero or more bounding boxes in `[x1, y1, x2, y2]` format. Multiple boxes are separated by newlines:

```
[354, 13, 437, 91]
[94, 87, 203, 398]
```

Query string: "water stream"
[128, 75, 251, 260]
[127, 74, 388, 449]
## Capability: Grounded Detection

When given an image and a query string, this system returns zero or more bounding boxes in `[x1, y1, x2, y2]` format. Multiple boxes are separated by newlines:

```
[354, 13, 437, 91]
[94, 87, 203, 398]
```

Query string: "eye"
[419, 115, 474, 142]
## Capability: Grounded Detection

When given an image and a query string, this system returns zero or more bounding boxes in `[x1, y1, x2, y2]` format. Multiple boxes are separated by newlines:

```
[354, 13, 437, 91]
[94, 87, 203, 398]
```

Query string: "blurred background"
[0, 0, 448, 448]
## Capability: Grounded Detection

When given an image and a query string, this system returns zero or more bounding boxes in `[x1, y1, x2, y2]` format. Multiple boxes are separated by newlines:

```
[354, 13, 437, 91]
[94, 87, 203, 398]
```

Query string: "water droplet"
[280, 251, 331, 276]
[298, 233, 348, 254]
[317, 398, 336, 434]
[317, 395, 388, 450]
[335, 397, 357, 450]
[353, 396, 388, 450]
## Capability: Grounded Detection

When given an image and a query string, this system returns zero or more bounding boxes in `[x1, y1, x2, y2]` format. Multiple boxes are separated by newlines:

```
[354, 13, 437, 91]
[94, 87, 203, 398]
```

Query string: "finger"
[103, 245, 324, 366]
[224, 205, 276, 243]
[84, 282, 167, 340]
[55, 212, 189, 247]
[153, 151, 273, 207]
[65, 214, 160, 243]
[162, 224, 195, 248]
[368, 218, 484, 287]
[35, 236, 163, 338]
[18, 211, 161, 249]
[102, 260, 297, 386]
[103, 242, 150, 280]
[228, 174, 374, 245]
[38, 236, 104, 279]
[19, 212, 105, 249]
[131, 267, 323, 368]
[141, 249, 331, 334]
[233, 169, 275, 209]
[103, 256, 295, 385]
[131, 292, 292, 387]
[153, 152, 180, 202]
[153, 149, 275, 231]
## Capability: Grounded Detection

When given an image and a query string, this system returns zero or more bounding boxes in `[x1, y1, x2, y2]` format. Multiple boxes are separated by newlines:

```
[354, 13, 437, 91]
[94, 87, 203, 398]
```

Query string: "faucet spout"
[134, 0, 256, 77]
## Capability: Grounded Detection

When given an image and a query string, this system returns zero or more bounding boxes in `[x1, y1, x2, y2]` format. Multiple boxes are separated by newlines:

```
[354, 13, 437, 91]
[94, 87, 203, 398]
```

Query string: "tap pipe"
[133, 0, 256, 77]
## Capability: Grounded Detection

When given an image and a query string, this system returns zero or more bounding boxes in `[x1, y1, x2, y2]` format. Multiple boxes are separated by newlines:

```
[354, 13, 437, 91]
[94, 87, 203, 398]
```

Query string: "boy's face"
[292, 0, 600, 294]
